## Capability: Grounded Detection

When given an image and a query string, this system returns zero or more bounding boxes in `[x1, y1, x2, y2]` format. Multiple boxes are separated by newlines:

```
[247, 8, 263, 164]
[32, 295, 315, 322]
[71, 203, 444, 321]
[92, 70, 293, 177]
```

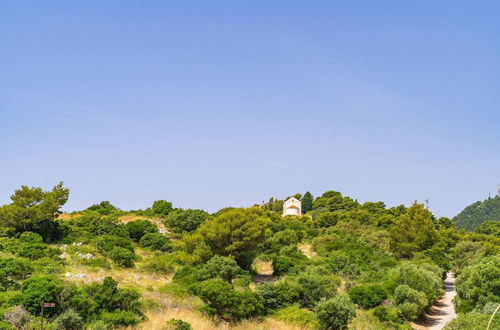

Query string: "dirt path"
[413, 272, 457, 330]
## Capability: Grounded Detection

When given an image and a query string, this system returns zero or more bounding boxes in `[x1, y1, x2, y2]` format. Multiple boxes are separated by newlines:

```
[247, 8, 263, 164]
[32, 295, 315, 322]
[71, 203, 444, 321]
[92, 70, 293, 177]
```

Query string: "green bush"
[198, 255, 243, 282]
[123, 220, 158, 242]
[152, 200, 173, 216]
[140, 232, 171, 251]
[21, 276, 63, 315]
[272, 305, 318, 329]
[94, 235, 134, 254]
[143, 254, 177, 274]
[0, 321, 14, 330]
[165, 209, 209, 233]
[372, 305, 403, 324]
[394, 285, 427, 321]
[444, 311, 500, 329]
[19, 232, 43, 243]
[295, 271, 338, 308]
[0, 291, 23, 309]
[53, 308, 84, 330]
[392, 262, 442, 306]
[18, 243, 60, 260]
[348, 284, 387, 308]
[455, 255, 500, 310]
[164, 319, 192, 330]
[315, 294, 356, 330]
[99, 310, 142, 326]
[108, 247, 135, 268]
[190, 278, 265, 321]
[0, 257, 33, 290]
[85, 201, 119, 215]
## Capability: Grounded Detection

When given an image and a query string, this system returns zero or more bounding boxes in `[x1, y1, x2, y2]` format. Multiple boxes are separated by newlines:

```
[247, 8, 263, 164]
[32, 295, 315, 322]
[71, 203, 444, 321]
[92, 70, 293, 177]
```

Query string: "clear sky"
[1, 1, 499, 217]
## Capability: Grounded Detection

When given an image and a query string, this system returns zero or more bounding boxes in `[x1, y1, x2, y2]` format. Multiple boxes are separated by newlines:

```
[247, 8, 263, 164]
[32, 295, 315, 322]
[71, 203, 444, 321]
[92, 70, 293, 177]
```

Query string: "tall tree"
[0, 182, 69, 234]
[302, 192, 313, 214]
[390, 203, 437, 258]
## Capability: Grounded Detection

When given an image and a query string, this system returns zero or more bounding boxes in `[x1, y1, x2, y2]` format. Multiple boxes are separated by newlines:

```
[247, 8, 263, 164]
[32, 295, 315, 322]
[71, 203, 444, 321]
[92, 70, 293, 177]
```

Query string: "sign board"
[41, 303, 56, 308]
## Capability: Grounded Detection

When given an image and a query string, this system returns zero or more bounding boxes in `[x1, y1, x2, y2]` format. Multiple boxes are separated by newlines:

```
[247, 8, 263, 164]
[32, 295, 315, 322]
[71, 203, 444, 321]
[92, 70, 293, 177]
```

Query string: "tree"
[0, 257, 33, 290]
[196, 208, 274, 268]
[152, 200, 173, 216]
[0, 183, 69, 237]
[165, 209, 209, 233]
[85, 201, 118, 215]
[390, 203, 437, 258]
[315, 294, 356, 330]
[301, 192, 313, 214]
[453, 196, 500, 230]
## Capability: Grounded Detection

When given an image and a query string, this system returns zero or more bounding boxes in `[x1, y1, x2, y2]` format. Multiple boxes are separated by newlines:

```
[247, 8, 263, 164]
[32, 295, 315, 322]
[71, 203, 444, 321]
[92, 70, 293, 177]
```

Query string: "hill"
[453, 195, 500, 230]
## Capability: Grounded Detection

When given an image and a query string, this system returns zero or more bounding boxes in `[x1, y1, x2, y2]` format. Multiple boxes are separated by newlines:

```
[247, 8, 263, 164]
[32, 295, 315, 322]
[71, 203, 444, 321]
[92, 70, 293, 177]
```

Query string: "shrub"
[94, 235, 134, 254]
[0, 257, 33, 290]
[85, 201, 118, 215]
[164, 319, 192, 330]
[0, 291, 23, 309]
[444, 311, 500, 330]
[53, 308, 84, 330]
[394, 285, 427, 320]
[18, 243, 60, 260]
[392, 262, 442, 305]
[198, 255, 243, 282]
[0, 321, 14, 330]
[348, 284, 387, 308]
[140, 232, 171, 251]
[372, 305, 403, 324]
[272, 305, 318, 329]
[295, 271, 338, 308]
[123, 220, 158, 242]
[152, 200, 173, 216]
[315, 294, 356, 330]
[143, 254, 177, 274]
[165, 209, 209, 233]
[190, 279, 265, 321]
[19, 232, 43, 243]
[2, 306, 30, 329]
[21, 276, 63, 315]
[99, 310, 142, 326]
[455, 255, 500, 310]
[108, 247, 135, 268]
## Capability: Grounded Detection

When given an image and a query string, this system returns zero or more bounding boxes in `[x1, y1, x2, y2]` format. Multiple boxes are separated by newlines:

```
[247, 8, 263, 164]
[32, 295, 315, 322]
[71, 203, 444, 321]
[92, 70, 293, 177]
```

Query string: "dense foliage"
[453, 195, 500, 230]
[0, 184, 498, 329]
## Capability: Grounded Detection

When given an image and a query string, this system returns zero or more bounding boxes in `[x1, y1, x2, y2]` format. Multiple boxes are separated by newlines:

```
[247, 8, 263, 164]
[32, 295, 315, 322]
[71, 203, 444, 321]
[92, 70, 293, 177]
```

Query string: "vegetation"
[0, 184, 498, 329]
[453, 195, 500, 230]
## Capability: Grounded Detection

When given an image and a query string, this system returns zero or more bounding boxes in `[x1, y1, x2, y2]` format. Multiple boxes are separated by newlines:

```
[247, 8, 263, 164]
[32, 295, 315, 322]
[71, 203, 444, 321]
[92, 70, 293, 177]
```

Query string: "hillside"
[0, 184, 499, 330]
[453, 195, 500, 230]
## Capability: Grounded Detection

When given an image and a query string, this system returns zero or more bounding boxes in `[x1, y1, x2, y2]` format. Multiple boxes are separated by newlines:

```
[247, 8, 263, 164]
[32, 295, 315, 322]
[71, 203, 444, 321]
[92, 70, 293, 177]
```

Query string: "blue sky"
[1, 1, 499, 217]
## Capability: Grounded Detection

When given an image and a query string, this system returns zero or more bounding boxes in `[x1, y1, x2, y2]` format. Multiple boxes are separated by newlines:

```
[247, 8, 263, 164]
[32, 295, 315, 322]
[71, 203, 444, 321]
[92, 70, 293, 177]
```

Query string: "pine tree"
[302, 192, 314, 214]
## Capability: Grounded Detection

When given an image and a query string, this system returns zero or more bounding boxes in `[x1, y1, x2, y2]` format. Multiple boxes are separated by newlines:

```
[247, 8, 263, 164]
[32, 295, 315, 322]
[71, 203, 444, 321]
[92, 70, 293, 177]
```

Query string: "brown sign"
[41, 303, 56, 308]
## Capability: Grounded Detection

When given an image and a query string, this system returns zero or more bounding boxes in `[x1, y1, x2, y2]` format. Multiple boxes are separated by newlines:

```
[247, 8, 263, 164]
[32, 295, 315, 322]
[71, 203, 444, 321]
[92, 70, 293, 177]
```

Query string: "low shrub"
[372, 305, 403, 324]
[348, 284, 387, 308]
[109, 247, 135, 268]
[140, 233, 171, 251]
[315, 294, 356, 330]
[163, 319, 192, 330]
[53, 308, 84, 330]
[272, 305, 318, 329]
[99, 310, 142, 326]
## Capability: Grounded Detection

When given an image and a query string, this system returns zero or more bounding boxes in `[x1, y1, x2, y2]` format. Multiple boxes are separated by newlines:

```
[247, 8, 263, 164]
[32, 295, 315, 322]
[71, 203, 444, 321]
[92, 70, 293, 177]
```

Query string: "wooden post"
[40, 304, 44, 330]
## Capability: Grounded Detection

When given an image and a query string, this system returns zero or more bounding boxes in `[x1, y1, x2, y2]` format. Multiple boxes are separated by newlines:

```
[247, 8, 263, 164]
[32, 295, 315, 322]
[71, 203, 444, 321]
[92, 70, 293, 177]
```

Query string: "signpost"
[40, 302, 56, 330]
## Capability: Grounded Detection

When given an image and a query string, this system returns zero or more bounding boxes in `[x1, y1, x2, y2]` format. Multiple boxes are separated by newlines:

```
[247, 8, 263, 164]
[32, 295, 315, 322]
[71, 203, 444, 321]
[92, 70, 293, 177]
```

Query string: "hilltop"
[453, 195, 500, 230]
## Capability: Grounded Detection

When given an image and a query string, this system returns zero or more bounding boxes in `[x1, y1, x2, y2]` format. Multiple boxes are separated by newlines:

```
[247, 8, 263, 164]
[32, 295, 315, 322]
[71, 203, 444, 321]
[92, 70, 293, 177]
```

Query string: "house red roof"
[287, 205, 299, 209]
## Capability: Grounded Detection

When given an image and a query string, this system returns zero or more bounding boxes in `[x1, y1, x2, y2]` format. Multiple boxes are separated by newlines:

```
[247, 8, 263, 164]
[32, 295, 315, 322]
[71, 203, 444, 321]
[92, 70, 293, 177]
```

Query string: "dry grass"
[252, 258, 274, 276]
[297, 243, 316, 259]
[123, 309, 309, 330]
